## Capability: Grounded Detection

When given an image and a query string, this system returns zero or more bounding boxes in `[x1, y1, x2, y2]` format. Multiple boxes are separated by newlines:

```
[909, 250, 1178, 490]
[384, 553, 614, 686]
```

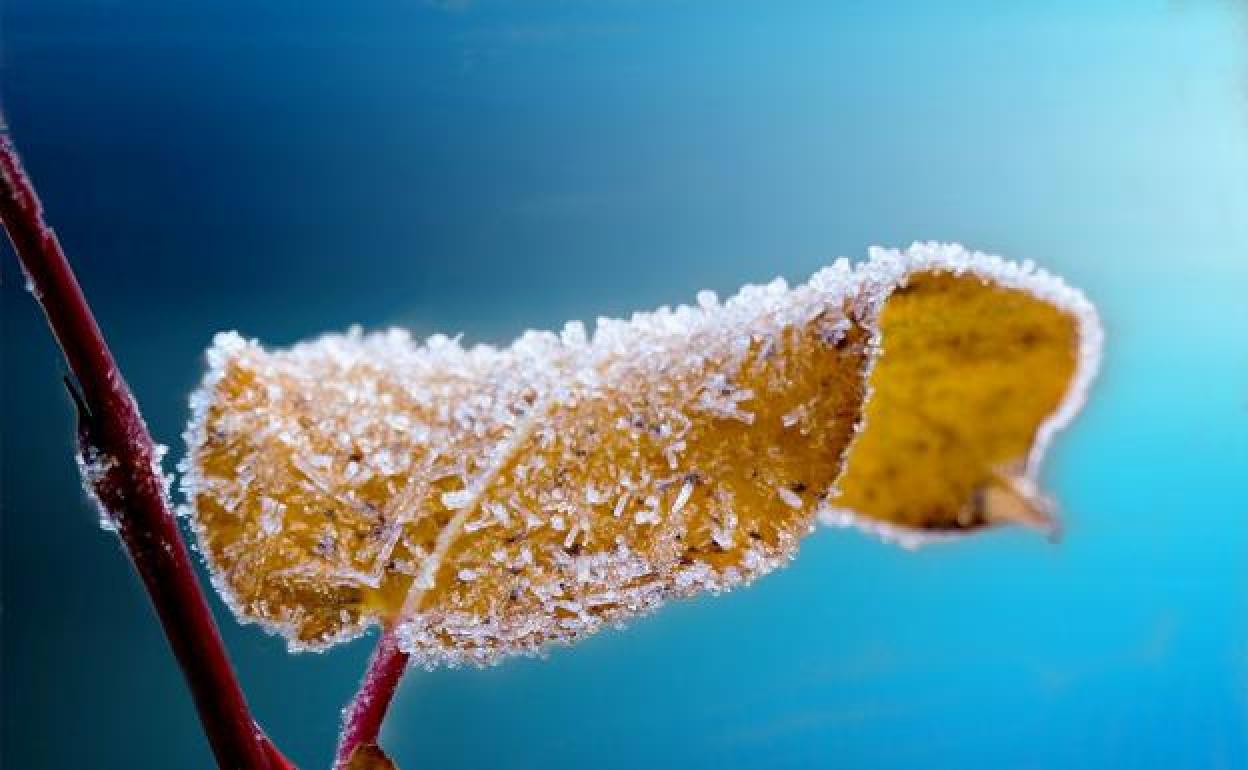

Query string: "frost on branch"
[180, 243, 1101, 665]
[77, 444, 121, 531]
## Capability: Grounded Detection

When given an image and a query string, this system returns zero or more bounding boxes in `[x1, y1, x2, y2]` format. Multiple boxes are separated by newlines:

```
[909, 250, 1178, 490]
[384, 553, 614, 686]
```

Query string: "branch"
[334, 626, 410, 769]
[0, 125, 293, 769]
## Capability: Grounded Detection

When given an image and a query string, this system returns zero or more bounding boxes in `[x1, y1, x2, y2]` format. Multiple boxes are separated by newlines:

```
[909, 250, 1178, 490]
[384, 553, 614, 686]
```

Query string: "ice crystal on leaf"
[180, 243, 1101, 664]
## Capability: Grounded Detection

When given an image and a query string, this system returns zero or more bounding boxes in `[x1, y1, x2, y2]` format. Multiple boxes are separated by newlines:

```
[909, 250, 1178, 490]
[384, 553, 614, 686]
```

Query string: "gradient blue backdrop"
[3, 2, 1246, 768]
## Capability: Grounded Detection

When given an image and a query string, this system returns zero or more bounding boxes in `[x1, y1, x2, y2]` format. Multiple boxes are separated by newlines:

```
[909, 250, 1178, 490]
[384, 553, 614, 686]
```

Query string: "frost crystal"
[180, 242, 1101, 665]
[77, 445, 120, 531]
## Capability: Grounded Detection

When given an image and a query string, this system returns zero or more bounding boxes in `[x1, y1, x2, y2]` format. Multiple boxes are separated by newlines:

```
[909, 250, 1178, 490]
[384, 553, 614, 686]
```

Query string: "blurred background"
[3, 2, 1246, 768]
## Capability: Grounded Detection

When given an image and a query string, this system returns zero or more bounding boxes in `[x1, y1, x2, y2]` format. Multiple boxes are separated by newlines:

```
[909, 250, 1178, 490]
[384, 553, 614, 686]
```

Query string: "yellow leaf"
[342, 744, 398, 770]
[828, 265, 1099, 541]
[180, 243, 1100, 663]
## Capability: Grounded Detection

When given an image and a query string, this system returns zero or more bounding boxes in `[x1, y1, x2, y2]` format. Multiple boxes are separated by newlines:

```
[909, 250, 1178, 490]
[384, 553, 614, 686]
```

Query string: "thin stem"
[334, 626, 410, 768]
[0, 126, 291, 769]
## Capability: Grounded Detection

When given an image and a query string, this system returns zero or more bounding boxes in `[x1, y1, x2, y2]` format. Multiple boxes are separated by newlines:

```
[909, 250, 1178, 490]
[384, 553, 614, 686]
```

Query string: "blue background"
[3, 2, 1246, 768]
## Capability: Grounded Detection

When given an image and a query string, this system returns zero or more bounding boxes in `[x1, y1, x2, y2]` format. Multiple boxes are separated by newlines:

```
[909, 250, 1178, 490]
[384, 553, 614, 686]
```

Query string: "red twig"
[334, 626, 411, 768]
[0, 127, 292, 769]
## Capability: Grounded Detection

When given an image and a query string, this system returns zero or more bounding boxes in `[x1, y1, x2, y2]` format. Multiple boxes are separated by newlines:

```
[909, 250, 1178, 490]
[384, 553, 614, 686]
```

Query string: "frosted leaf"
[180, 242, 1101, 663]
[828, 244, 1102, 535]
